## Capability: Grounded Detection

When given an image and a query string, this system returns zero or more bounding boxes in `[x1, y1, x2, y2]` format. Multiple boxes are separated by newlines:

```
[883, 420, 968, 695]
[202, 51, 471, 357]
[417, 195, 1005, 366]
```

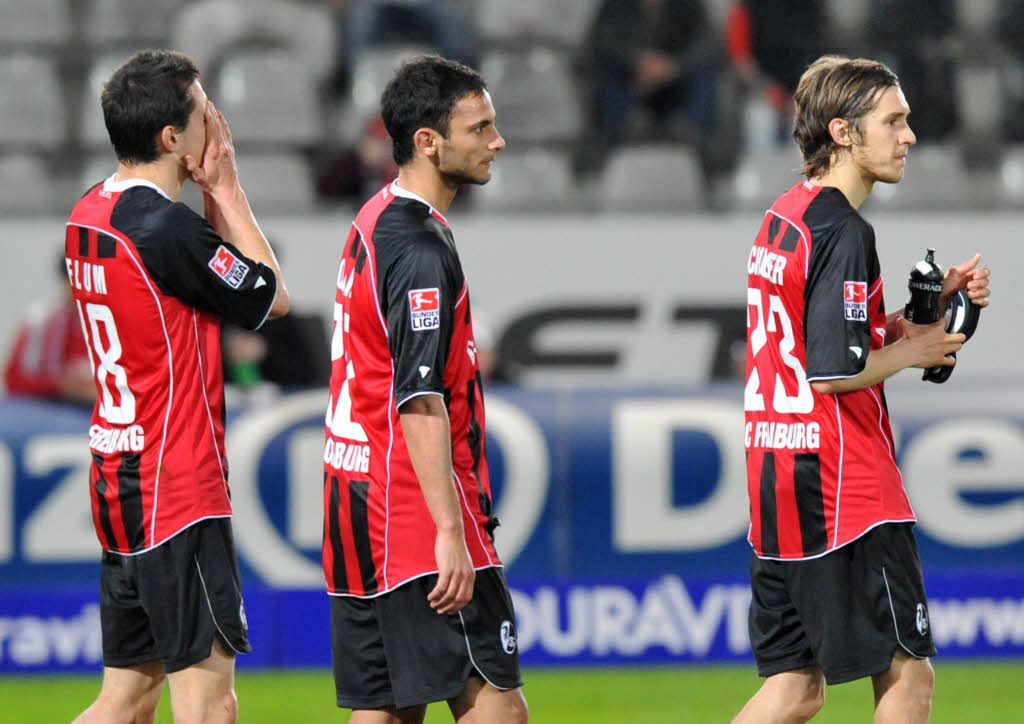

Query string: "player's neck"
[813, 155, 873, 210]
[395, 164, 456, 214]
[113, 158, 185, 201]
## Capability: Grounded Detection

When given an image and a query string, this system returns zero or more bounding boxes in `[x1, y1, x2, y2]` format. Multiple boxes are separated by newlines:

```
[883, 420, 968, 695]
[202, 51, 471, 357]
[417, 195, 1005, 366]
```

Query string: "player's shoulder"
[374, 198, 455, 263]
[804, 188, 873, 245]
[110, 187, 204, 246]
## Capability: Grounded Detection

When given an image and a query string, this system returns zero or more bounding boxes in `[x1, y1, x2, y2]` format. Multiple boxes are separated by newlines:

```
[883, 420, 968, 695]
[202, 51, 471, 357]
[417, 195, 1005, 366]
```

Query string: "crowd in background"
[4, 0, 1024, 402]
[2, 0, 1024, 215]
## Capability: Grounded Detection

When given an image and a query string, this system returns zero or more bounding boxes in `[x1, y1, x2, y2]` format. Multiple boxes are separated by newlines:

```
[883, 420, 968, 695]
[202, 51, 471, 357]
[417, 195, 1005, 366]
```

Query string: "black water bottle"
[904, 248, 943, 324]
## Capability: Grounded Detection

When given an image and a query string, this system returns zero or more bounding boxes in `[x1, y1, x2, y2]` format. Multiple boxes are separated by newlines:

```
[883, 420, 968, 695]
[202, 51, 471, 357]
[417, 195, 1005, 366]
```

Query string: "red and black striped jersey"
[66, 176, 277, 554]
[744, 180, 913, 560]
[322, 182, 499, 597]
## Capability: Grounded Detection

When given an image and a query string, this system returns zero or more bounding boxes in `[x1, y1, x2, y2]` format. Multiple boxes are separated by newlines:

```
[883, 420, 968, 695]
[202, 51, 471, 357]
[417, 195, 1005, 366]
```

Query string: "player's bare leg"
[871, 651, 934, 724]
[350, 705, 428, 723]
[448, 675, 528, 723]
[732, 667, 825, 724]
[73, 660, 166, 724]
[166, 639, 238, 724]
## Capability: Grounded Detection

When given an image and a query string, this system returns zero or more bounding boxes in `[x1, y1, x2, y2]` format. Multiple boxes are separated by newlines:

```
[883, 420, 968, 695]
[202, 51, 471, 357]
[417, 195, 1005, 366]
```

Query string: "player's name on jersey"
[65, 259, 108, 295]
[323, 438, 371, 473]
[744, 421, 820, 451]
[89, 423, 145, 453]
[748, 245, 788, 285]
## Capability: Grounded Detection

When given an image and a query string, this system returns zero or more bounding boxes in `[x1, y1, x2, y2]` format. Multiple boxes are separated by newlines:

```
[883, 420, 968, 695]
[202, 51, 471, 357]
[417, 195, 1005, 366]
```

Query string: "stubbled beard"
[441, 168, 489, 187]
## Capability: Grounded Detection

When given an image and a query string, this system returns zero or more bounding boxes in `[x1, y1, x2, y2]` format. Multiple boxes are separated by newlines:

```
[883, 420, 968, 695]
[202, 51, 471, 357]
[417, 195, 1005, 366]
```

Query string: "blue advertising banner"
[0, 383, 1022, 671]
[3, 573, 1023, 673]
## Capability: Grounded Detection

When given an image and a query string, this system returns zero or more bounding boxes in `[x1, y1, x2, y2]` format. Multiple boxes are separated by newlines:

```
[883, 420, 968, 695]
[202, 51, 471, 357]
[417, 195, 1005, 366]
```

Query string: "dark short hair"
[380, 55, 487, 166]
[792, 55, 901, 178]
[101, 49, 200, 164]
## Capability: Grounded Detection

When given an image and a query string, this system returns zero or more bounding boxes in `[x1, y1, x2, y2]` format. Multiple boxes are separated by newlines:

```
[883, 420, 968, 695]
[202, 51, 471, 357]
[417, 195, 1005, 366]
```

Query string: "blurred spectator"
[726, 0, 827, 147]
[999, 0, 1024, 141]
[220, 242, 331, 396]
[4, 258, 93, 405]
[576, 0, 720, 175]
[315, 116, 398, 204]
[868, 0, 960, 141]
[221, 310, 332, 393]
[332, 0, 475, 91]
[171, 0, 336, 86]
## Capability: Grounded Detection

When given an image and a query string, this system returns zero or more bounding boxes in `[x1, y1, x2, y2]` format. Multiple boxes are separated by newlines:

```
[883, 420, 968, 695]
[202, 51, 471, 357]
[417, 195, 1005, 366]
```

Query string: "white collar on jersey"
[102, 174, 171, 201]
[388, 180, 450, 226]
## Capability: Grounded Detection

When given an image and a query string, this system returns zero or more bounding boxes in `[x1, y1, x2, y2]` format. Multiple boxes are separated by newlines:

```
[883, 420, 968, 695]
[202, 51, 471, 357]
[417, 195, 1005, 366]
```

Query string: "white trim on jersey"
[454, 470, 497, 568]
[395, 389, 444, 410]
[102, 515, 233, 557]
[751, 517, 919, 563]
[868, 386, 914, 515]
[831, 393, 845, 549]
[326, 563, 503, 599]
[389, 180, 450, 226]
[765, 208, 811, 278]
[382, 361, 396, 591]
[70, 221, 175, 550]
[352, 222, 389, 338]
[102, 174, 171, 200]
[192, 310, 230, 501]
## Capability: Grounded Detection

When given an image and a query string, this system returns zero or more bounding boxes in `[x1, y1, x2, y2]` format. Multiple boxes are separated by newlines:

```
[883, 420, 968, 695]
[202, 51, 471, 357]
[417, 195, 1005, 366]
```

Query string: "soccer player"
[68, 50, 289, 724]
[321, 56, 528, 723]
[734, 56, 991, 723]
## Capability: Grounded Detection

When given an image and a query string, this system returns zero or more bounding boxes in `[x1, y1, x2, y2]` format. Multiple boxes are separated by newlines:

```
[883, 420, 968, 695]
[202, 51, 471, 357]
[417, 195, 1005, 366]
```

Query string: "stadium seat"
[599, 145, 702, 212]
[213, 49, 322, 147]
[348, 44, 436, 122]
[956, 0, 1000, 38]
[235, 153, 315, 212]
[824, 0, 870, 45]
[0, 54, 64, 151]
[84, 0, 174, 45]
[868, 144, 970, 210]
[731, 146, 804, 212]
[0, 154, 56, 214]
[0, 0, 69, 47]
[474, 149, 574, 212]
[999, 146, 1024, 205]
[79, 51, 128, 149]
[480, 48, 582, 144]
[956, 65, 1002, 137]
[475, 0, 599, 48]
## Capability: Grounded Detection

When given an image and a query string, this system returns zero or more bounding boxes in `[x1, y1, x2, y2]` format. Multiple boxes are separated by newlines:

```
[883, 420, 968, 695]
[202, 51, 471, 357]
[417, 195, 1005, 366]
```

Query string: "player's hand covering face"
[184, 98, 239, 196]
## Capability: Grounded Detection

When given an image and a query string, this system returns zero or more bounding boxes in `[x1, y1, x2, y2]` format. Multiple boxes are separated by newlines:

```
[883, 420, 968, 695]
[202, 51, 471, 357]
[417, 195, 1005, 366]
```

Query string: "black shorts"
[330, 566, 523, 710]
[749, 522, 936, 685]
[100, 517, 251, 673]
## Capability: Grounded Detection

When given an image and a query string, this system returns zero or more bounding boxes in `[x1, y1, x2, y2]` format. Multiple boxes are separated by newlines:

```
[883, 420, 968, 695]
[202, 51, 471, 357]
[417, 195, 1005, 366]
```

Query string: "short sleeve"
[138, 205, 277, 330]
[804, 214, 876, 380]
[383, 234, 461, 407]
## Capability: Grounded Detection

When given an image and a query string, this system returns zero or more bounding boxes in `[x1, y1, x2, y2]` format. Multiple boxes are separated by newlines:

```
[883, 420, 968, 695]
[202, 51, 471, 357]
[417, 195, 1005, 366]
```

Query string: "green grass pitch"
[4, 663, 1022, 722]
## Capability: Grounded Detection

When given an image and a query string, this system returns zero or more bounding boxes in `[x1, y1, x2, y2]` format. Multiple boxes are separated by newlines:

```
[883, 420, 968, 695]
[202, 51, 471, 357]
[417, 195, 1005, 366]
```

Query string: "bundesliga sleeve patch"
[843, 280, 868, 321]
[208, 244, 249, 289]
[408, 288, 440, 331]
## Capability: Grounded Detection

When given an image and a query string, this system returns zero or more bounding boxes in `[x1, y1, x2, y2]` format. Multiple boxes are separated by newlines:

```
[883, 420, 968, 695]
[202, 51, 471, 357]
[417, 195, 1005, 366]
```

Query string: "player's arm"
[185, 101, 289, 319]
[811, 319, 965, 394]
[386, 235, 473, 614]
[398, 394, 474, 614]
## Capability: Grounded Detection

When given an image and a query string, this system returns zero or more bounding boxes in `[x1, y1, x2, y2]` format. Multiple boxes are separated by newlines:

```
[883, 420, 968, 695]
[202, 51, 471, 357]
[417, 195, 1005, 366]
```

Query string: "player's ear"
[413, 127, 440, 159]
[157, 125, 178, 154]
[828, 117, 852, 148]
